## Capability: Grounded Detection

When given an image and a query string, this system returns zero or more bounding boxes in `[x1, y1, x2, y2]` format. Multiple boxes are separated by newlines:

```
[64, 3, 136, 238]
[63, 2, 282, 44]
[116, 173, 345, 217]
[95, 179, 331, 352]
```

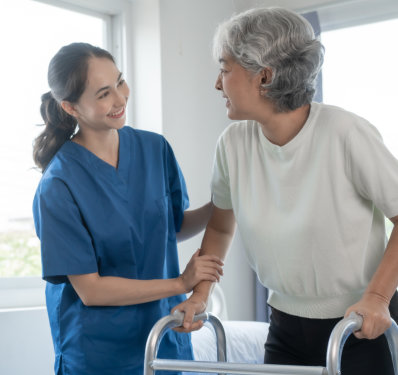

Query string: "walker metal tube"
[144, 310, 227, 375]
[144, 310, 327, 375]
[326, 312, 398, 375]
[145, 311, 398, 375]
[150, 359, 327, 374]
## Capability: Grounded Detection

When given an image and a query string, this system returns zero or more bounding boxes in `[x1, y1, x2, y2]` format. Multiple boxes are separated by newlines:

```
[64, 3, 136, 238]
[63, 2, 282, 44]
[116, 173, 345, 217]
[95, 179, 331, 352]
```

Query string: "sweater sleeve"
[345, 121, 398, 219]
[211, 132, 233, 210]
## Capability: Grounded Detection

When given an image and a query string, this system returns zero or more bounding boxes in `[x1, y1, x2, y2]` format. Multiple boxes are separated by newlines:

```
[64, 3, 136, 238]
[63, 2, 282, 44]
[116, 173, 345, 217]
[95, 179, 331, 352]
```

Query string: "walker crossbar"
[149, 359, 327, 375]
[144, 310, 398, 375]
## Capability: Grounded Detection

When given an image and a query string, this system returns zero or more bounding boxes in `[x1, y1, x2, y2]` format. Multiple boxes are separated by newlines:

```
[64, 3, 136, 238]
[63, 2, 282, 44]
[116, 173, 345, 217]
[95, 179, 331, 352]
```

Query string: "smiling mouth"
[108, 107, 125, 118]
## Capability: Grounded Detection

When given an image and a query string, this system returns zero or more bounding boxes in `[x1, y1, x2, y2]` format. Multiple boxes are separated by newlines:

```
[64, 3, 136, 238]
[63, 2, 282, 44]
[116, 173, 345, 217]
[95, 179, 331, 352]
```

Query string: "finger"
[171, 303, 182, 315]
[199, 255, 224, 265]
[195, 261, 224, 275]
[356, 317, 373, 339]
[182, 307, 195, 330]
[173, 320, 204, 333]
[197, 270, 221, 282]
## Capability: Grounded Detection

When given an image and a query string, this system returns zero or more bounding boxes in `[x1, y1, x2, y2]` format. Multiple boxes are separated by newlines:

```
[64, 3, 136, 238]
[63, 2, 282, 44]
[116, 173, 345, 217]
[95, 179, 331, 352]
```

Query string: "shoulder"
[218, 120, 258, 146]
[37, 142, 92, 200]
[313, 102, 380, 139]
[120, 125, 167, 147]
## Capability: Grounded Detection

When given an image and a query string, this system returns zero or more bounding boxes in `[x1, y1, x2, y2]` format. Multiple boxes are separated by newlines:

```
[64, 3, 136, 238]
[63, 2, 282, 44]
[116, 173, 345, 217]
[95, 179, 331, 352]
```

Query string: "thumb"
[182, 306, 195, 329]
[193, 249, 201, 258]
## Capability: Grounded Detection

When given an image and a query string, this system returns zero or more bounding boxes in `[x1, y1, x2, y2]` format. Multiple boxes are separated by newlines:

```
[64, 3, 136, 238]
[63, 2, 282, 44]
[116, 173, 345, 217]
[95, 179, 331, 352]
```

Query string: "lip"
[108, 107, 125, 119]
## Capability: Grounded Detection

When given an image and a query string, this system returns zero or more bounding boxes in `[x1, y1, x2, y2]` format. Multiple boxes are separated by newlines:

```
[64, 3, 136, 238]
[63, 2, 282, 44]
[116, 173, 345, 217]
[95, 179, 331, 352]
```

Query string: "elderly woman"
[173, 7, 398, 375]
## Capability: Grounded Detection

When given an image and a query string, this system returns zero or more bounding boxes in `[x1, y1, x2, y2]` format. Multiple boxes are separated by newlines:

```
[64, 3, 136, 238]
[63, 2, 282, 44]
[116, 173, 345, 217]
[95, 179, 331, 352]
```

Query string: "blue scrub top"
[33, 126, 193, 374]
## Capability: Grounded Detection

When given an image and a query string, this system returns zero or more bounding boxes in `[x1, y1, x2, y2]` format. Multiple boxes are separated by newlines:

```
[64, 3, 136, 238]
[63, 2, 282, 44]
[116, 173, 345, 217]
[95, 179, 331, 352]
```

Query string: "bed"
[190, 284, 269, 365]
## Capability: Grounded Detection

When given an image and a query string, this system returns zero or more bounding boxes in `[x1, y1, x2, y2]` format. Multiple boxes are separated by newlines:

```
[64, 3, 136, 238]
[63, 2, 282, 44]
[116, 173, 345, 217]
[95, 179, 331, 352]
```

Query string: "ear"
[60, 101, 79, 117]
[260, 67, 272, 86]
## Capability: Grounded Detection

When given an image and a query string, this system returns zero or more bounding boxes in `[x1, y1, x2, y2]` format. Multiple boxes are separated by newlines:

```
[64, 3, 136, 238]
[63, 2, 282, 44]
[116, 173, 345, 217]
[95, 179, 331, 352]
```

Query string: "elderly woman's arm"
[345, 215, 398, 339]
[172, 206, 236, 331]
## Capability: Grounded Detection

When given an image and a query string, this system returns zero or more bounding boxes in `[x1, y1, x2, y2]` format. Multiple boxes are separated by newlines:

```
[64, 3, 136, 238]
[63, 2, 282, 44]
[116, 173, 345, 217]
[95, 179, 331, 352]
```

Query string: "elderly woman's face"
[215, 54, 263, 120]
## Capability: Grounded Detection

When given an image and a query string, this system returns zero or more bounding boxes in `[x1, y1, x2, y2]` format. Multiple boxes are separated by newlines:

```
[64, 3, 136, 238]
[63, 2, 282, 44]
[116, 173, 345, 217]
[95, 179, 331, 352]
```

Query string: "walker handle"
[144, 310, 227, 375]
[326, 311, 398, 375]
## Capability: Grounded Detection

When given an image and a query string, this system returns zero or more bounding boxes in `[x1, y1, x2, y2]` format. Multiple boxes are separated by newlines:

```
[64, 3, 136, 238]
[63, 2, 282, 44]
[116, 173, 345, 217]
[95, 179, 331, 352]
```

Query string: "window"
[0, 0, 107, 279]
[322, 17, 398, 235]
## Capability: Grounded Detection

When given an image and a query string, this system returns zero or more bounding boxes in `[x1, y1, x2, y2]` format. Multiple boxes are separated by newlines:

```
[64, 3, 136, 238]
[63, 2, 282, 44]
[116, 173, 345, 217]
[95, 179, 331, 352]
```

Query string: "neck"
[257, 104, 311, 147]
[73, 128, 120, 168]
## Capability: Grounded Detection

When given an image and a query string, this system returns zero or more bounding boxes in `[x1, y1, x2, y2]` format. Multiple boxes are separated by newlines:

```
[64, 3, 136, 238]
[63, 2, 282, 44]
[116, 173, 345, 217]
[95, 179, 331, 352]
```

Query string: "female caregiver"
[32, 42, 223, 375]
[173, 7, 398, 375]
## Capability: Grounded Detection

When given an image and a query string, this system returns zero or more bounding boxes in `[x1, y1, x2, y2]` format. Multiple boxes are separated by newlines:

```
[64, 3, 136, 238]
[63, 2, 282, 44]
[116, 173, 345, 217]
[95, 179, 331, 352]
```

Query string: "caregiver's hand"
[171, 292, 208, 332]
[345, 292, 391, 339]
[179, 249, 223, 293]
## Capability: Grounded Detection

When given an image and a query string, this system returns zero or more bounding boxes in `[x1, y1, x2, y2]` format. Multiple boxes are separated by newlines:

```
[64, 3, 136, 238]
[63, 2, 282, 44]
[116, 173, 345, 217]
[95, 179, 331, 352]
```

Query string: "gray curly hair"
[213, 7, 324, 112]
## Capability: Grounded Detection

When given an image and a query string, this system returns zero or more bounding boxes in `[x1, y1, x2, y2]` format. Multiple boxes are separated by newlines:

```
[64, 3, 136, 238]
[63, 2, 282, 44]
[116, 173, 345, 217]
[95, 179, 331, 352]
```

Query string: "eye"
[98, 91, 109, 99]
[118, 79, 125, 87]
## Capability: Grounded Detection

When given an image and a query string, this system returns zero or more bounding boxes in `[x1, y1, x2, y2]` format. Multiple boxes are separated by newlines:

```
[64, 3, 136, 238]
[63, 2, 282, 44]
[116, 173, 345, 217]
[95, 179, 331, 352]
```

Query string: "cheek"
[90, 102, 111, 117]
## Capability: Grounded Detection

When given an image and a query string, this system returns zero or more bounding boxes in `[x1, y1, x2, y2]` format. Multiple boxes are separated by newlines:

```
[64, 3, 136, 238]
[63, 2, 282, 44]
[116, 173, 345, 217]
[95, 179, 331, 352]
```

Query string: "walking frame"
[144, 310, 398, 375]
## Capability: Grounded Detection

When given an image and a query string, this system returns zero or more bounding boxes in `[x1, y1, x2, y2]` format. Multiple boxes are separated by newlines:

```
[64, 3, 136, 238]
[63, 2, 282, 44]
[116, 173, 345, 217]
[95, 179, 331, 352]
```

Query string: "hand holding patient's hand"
[178, 249, 223, 293]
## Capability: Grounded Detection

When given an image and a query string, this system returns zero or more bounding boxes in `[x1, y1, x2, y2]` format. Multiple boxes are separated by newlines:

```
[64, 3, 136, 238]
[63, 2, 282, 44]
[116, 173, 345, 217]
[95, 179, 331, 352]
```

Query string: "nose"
[215, 73, 222, 91]
[115, 85, 129, 106]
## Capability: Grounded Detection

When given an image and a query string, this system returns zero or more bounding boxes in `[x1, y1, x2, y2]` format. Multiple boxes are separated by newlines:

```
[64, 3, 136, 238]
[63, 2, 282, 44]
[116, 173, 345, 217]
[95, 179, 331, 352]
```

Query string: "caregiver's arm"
[177, 201, 214, 242]
[68, 249, 223, 306]
[345, 215, 398, 339]
[172, 206, 236, 332]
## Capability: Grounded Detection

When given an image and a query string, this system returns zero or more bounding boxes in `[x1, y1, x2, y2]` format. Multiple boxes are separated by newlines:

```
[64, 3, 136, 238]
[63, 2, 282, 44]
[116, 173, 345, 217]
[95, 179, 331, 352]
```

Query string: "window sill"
[0, 276, 45, 309]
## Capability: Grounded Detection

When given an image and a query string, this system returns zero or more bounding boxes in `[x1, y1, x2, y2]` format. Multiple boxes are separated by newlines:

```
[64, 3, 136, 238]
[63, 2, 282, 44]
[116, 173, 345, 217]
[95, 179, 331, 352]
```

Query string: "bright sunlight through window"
[322, 17, 398, 235]
[322, 18, 398, 158]
[0, 0, 105, 277]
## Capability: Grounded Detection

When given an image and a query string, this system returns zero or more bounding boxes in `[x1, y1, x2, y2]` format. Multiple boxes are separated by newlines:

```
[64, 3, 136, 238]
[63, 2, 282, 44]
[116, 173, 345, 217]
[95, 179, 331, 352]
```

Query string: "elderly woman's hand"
[345, 292, 392, 339]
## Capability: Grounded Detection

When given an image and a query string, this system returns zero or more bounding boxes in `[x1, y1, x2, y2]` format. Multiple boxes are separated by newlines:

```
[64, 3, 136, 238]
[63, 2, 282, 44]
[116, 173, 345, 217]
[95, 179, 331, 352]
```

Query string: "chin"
[227, 111, 245, 121]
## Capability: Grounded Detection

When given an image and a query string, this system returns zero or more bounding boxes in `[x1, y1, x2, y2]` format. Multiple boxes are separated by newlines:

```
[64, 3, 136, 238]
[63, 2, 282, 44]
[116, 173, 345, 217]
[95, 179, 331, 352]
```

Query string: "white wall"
[0, 307, 53, 375]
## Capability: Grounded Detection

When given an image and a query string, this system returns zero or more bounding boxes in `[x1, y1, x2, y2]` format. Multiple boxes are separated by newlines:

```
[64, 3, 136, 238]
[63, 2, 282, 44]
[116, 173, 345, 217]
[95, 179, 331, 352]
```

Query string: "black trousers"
[264, 293, 398, 375]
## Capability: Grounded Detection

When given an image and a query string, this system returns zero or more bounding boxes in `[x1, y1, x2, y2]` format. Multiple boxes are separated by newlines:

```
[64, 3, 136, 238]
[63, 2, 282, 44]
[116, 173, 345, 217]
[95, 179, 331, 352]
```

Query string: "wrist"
[364, 290, 390, 305]
[190, 289, 209, 307]
[175, 276, 188, 294]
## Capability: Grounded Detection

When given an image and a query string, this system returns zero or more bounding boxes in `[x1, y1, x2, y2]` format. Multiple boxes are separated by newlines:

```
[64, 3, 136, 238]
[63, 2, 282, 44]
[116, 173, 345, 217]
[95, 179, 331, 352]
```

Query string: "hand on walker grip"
[344, 292, 391, 340]
[171, 293, 208, 333]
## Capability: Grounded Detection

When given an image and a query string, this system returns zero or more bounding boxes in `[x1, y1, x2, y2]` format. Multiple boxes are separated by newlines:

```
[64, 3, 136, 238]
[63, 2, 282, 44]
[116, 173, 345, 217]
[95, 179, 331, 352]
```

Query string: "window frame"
[0, 0, 133, 309]
[297, 0, 398, 32]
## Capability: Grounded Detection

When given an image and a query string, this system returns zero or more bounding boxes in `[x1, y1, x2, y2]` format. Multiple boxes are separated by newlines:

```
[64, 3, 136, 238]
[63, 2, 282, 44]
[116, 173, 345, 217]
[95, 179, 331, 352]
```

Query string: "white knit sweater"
[211, 102, 398, 318]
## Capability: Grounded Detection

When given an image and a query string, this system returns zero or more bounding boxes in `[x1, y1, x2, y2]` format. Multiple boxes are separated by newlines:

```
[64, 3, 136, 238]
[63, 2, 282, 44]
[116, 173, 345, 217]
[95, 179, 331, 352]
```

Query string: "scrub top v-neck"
[33, 126, 192, 375]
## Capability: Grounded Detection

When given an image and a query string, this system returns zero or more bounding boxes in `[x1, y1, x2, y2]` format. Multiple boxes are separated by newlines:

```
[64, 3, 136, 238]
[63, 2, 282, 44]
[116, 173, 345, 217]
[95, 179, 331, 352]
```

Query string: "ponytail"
[33, 91, 77, 172]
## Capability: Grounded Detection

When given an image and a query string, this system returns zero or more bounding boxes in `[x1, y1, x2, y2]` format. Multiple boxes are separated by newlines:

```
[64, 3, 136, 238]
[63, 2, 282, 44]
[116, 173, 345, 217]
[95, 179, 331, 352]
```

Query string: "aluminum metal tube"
[144, 310, 226, 375]
[326, 312, 398, 375]
[150, 359, 327, 375]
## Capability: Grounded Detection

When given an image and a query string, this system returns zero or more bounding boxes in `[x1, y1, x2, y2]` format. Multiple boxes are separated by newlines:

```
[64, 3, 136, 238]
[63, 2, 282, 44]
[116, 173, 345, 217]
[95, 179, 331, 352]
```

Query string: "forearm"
[68, 273, 185, 306]
[177, 201, 214, 242]
[364, 221, 398, 302]
[191, 208, 236, 304]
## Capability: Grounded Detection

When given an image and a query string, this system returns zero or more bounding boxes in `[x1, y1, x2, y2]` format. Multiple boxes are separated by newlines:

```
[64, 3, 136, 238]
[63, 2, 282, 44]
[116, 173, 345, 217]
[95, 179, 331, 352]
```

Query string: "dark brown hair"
[33, 42, 115, 172]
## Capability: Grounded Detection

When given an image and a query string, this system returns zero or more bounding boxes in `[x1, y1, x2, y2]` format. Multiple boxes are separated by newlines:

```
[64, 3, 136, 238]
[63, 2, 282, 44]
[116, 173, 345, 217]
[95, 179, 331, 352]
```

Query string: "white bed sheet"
[191, 320, 269, 368]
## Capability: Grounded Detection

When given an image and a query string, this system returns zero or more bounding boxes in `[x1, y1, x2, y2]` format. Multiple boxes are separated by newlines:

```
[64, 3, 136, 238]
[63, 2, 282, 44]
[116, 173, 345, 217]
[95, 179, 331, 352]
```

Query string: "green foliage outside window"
[0, 231, 41, 277]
